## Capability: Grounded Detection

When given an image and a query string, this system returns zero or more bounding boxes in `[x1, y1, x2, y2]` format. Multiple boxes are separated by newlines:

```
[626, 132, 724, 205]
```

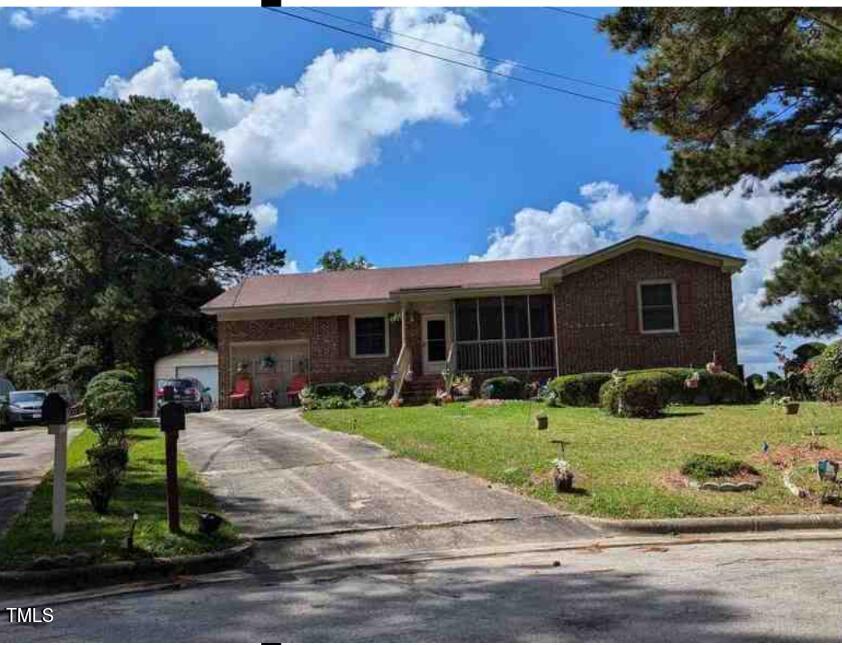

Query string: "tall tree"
[317, 248, 372, 271]
[0, 96, 285, 399]
[600, 8, 842, 336]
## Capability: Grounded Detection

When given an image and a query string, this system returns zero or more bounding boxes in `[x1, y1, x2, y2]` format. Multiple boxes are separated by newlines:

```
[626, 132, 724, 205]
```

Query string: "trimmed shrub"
[304, 395, 358, 410]
[479, 376, 524, 400]
[808, 340, 842, 402]
[625, 368, 746, 405]
[85, 381, 136, 431]
[87, 369, 137, 390]
[600, 372, 671, 418]
[680, 454, 758, 481]
[548, 372, 611, 407]
[310, 382, 354, 399]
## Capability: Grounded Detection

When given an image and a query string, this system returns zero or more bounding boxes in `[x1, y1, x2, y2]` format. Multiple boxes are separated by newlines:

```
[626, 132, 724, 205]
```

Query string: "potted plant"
[552, 458, 574, 492]
[778, 396, 800, 415]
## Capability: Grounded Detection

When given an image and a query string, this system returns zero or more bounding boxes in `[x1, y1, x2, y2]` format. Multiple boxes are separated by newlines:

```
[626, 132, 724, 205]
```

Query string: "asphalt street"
[4, 535, 842, 641]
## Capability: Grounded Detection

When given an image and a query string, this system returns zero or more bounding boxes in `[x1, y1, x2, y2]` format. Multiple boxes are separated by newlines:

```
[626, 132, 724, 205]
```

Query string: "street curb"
[583, 513, 842, 534]
[0, 540, 254, 589]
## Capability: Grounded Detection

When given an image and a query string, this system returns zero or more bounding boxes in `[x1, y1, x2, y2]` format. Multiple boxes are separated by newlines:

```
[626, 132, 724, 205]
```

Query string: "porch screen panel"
[529, 295, 553, 338]
[455, 299, 479, 370]
[504, 296, 530, 368]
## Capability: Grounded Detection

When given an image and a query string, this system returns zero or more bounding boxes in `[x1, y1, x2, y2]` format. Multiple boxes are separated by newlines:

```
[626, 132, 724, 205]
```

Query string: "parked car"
[2, 390, 47, 429]
[155, 378, 213, 413]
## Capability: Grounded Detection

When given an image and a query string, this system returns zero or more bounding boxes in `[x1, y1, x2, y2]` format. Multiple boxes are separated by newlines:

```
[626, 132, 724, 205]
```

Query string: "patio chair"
[286, 374, 309, 406]
[229, 374, 253, 409]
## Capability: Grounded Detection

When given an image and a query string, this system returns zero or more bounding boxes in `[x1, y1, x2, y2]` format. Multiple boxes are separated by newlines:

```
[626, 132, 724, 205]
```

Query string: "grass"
[304, 401, 842, 519]
[0, 424, 240, 570]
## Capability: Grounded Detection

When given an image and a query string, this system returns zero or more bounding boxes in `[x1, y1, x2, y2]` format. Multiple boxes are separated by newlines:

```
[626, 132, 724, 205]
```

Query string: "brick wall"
[553, 250, 738, 374]
[218, 315, 401, 408]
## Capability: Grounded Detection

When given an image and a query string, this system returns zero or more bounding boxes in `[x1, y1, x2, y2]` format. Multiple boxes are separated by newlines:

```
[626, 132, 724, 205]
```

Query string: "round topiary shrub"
[600, 372, 671, 418]
[548, 372, 611, 407]
[479, 376, 524, 400]
[87, 369, 138, 390]
[680, 454, 758, 481]
[85, 378, 137, 431]
[808, 340, 842, 402]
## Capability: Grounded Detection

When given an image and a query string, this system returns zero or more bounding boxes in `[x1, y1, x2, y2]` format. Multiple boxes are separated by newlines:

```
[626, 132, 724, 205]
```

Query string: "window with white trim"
[638, 281, 678, 333]
[352, 316, 388, 357]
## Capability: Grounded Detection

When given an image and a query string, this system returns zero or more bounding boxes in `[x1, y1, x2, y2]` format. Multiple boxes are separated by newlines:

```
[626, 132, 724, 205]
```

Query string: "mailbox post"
[159, 401, 185, 533]
[42, 393, 68, 541]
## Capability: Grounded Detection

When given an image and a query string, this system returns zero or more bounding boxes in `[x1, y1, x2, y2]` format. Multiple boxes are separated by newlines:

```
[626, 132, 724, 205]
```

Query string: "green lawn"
[304, 402, 842, 519]
[0, 424, 240, 570]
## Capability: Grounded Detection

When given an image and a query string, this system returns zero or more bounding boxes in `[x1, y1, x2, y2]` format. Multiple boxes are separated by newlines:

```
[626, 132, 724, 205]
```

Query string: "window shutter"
[677, 280, 694, 333]
[338, 316, 350, 358]
[625, 283, 639, 334]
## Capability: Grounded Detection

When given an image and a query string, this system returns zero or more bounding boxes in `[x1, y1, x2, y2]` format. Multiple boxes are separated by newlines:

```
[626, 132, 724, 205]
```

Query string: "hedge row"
[548, 368, 746, 410]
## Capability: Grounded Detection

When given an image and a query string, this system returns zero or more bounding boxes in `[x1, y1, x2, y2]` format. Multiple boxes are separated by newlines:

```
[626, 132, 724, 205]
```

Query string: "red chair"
[229, 374, 253, 409]
[286, 374, 309, 406]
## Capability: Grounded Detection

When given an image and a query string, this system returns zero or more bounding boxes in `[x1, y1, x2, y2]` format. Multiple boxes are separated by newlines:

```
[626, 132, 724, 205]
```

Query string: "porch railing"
[390, 344, 413, 404]
[455, 337, 555, 373]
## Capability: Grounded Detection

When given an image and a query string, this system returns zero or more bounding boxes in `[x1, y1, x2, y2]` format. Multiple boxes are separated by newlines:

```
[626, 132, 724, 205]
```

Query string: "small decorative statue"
[684, 370, 701, 390]
[260, 389, 278, 408]
[706, 351, 723, 375]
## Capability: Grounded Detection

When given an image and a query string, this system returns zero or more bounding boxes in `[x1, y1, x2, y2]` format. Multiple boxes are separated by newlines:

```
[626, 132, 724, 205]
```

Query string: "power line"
[545, 7, 601, 23]
[264, 7, 620, 107]
[303, 7, 623, 95]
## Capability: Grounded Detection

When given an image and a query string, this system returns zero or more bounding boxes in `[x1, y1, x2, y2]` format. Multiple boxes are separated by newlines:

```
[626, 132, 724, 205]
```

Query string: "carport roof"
[202, 255, 575, 311]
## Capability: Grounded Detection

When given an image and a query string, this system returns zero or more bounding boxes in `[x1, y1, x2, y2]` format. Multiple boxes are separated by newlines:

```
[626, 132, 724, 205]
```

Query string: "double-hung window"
[638, 281, 678, 333]
[353, 316, 388, 357]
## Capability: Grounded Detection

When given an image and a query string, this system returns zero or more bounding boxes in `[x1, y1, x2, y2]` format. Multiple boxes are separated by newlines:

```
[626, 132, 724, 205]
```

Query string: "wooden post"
[159, 401, 186, 533]
[43, 393, 68, 541]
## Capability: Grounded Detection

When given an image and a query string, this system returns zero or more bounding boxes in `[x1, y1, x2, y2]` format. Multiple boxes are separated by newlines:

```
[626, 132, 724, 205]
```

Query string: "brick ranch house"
[202, 236, 745, 407]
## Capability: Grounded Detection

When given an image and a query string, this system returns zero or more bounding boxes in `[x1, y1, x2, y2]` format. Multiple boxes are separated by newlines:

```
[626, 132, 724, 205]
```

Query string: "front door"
[422, 315, 449, 374]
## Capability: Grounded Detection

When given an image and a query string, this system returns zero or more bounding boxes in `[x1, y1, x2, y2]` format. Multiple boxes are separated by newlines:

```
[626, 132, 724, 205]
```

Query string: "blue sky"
[0, 7, 808, 373]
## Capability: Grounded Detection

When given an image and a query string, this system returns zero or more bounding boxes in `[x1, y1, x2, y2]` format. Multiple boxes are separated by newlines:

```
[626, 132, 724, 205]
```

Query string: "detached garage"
[154, 348, 219, 409]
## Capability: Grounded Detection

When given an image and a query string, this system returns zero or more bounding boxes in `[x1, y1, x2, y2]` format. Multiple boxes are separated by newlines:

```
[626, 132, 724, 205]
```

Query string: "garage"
[228, 340, 309, 406]
[154, 348, 219, 409]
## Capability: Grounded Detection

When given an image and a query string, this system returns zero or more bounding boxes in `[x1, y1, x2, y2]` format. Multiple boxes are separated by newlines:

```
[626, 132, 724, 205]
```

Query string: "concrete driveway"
[181, 409, 600, 557]
[0, 426, 79, 535]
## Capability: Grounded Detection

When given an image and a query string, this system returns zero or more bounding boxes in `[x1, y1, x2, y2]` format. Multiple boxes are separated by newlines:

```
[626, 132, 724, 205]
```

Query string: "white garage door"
[176, 365, 218, 409]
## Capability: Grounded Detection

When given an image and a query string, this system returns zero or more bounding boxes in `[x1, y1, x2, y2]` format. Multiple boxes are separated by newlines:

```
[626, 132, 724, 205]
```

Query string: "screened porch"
[453, 294, 555, 373]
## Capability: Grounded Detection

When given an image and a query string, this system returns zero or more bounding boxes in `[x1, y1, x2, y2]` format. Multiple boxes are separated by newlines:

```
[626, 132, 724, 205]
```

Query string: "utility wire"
[545, 8, 601, 23]
[303, 7, 623, 95]
[264, 7, 620, 107]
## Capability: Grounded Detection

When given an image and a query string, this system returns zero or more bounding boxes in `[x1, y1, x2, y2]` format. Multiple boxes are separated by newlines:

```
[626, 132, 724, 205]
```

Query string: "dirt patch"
[765, 444, 842, 469]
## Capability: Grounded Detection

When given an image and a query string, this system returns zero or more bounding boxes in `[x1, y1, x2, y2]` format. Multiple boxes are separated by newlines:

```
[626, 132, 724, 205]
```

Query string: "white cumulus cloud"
[0, 67, 64, 167]
[9, 10, 34, 30]
[7, 7, 117, 30]
[251, 203, 279, 237]
[99, 8, 490, 198]
[471, 175, 806, 374]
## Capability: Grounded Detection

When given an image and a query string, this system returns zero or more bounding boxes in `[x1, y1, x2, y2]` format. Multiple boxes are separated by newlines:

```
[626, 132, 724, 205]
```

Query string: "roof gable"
[540, 236, 745, 284]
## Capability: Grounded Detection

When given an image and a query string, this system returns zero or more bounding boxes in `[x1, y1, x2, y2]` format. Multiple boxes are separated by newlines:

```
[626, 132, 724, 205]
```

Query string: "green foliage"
[479, 376, 525, 400]
[85, 379, 137, 432]
[680, 454, 757, 481]
[548, 372, 611, 407]
[310, 382, 354, 399]
[793, 342, 827, 364]
[600, 9, 842, 336]
[0, 96, 286, 400]
[365, 376, 392, 402]
[600, 372, 670, 418]
[808, 340, 842, 402]
[317, 249, 372, 271]
[633, 368, 747, 405]
[303, 395, 360, 410]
